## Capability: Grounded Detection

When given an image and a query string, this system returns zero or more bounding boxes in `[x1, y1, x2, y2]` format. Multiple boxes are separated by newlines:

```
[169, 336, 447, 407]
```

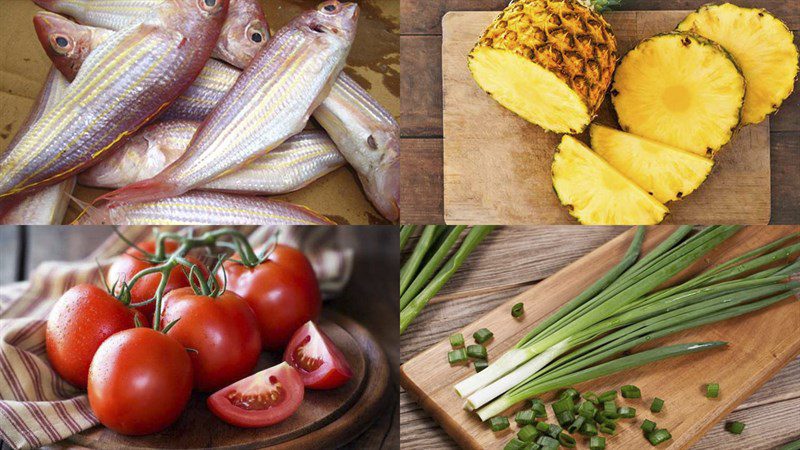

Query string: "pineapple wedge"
[677, 3, 799, 125]
[469, 0, 618, 134]
[611, 33, 745, 156]
[590, 124, 714, 203]
[552, 135, 669, 225]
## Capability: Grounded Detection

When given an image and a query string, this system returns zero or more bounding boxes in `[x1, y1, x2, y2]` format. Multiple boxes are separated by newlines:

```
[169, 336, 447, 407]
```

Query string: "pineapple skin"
[471, 0, 618, 132]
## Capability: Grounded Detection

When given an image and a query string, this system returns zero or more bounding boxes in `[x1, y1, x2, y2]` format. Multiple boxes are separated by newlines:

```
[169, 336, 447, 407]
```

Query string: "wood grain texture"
[401, 140, 444, 224]
[400, 226, 800, 449]
[442, 11, 770, 225]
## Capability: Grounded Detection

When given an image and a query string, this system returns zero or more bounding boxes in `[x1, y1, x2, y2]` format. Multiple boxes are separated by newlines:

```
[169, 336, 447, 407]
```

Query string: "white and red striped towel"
[0, 226, 352, 449]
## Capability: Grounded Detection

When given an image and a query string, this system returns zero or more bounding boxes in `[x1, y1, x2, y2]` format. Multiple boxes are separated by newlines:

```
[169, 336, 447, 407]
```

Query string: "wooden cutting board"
[442, 11, 771, 225]
[400, 226, 800, 449]
[69, 311, 391, 449]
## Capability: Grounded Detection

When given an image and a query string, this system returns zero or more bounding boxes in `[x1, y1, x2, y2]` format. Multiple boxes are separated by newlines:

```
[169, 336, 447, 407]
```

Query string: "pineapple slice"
[590, 124, 714, 203]
[552, 135, 669, 224]
[611, 33, 745, 156]
[469, 0, 618, 134]
[677, 3, 799, 125]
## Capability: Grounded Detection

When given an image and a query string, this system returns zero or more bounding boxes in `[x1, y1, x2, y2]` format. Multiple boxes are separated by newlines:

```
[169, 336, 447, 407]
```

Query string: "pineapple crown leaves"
[576, 0, 621, 12]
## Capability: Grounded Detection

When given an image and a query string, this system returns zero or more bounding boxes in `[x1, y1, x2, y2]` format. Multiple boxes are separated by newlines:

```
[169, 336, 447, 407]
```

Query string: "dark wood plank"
[401, 0, 445, 34]
[400, 139, 444, 223]
[400, 35, 442, 137]
[0, 226, 21, 284]
[771, 132, 800, 224]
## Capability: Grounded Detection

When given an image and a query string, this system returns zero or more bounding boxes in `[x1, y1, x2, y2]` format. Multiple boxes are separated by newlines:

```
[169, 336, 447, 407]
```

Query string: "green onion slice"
[512, 302, 525, 318]
[650, 397, 665, 413]
[448, 349, 467, 365]
[490, 416, 510, 432]
[473, 328, 494, 344]
[450, 333, 464, 348]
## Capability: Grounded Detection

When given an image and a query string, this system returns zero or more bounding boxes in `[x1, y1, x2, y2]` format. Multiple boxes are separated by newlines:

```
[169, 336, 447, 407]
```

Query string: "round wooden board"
[68, 311, 390, 448]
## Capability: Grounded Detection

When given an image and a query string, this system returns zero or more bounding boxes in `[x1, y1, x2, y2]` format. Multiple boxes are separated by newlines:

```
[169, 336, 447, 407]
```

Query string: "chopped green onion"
[598, 390, 617, 402]
[503, 438, 526, 450]
[515, 409, 535, 426]
[556, 410, 574, 427]
[621, 384, 642, 398]
[582, 391, 600, 404]
[473, 328, 494, 344]
[650, 397, 665, 413]
[512, 302, 525, 318]
[450, 333, 464, 348]
[647, 428, 672, 445]
[474, 359, 489, 373]
[467, 344, 488, 359]
[546, 423, 563, 438]
[536, 435, 559, 450]
[535, 421, 550, 433]
[594, 411, 616, 425]
[558, 433, 576, 448]
[518, 424, 540, 442]
[589, 436, 606, 450]
[726, 421, 745, 435]
[567, 416, 585, 434]
[448, 349, 467, 365]
[531, 399, 547, 418]
[599, 422, 616, 435]
[618, 406, 636, 418]
[641, 419, 657, 433]
[706, 383, 720, 398]
[552, 396, 574, 423]
[578, 401, 598, 419]
[559, 388, 580, 401]
[490, 416, 510, 432]
[579, 420, 598, 436]
[603, 401, 619, 419]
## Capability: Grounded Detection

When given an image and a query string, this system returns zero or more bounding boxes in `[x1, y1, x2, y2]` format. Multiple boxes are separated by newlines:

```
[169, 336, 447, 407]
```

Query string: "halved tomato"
[207, 362, 304, 428]
[283, 321, 353, 390]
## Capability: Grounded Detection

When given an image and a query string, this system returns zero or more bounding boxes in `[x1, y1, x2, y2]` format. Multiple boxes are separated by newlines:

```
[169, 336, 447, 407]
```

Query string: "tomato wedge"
[207, 362, 304, 428]
[283, 321, 353, 390]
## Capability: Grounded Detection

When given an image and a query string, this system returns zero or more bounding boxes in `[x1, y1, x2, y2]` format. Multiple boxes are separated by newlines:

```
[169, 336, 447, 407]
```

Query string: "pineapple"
[590, 124, 714, 203]
[677, 3, 799, 125]
[611, 33, 745, 156]
[469, 0, 618, 134]
[551, 135, 668, 224]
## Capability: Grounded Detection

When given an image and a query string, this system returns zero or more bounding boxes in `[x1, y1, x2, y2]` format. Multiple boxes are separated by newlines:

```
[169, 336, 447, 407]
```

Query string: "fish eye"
[55, 36, 68, 47]
[324, 4, 336, 12]
[251, 32, 262, 43]
[246, 21, 268, 43]
[197, 0, 221, 12]
[204, 0, 216, 6]
[367, 135, 378, 149]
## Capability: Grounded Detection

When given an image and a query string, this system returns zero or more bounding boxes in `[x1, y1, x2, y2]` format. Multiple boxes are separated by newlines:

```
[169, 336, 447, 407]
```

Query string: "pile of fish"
[0, 0, 400, 224]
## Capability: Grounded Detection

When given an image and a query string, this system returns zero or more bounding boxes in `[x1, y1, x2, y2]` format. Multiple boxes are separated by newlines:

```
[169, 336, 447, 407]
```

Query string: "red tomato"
[207, 362, 304, 428]
[284, 321, 353, 389]
[221, 245, 321, 351]
[161, 287, 262, 392]
[107, 240, 205, 320]
[45, 284, 146, 389]
[87, 328, 192, 435]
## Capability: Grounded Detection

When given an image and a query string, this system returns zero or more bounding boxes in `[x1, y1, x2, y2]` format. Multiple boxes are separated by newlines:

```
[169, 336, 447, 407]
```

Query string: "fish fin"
[96, 178, 183, 205]
[31, 0, 59, 11]
[68, 193, 111, 225]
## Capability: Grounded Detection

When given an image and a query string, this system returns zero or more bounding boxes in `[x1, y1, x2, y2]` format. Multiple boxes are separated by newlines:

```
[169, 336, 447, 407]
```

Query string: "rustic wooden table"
[0, 226, 399, 450]
[400, 0, 800, 224]
[400, 227, 800, 449]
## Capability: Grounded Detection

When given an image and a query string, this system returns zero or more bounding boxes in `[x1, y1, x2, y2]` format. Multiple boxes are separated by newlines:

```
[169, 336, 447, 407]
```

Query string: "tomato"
[107, 240, 205, 320]
[87, 328, 193, 435]
[207, 362, 304, 428]
[221, 244, 321, 351]
[45, 284, 146, 389]
[284, 321, 352, 389]
[161, 287, 262, 392]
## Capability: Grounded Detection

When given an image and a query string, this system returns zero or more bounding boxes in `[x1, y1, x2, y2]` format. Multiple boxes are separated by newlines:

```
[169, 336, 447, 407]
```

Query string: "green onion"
[504, 438, 526, 450]
[580, 420, 598, 436]
[650, 397, 664, 413]
[399, 225, 416, 251]
[546, 423, 562, 438]
[726, 421, 745, 435]
[618, 406, 636, 418]
[450, 333, 464, 348]
[778, 439, 800, 450]
[641, 419, 657, 433]
[490, 416, 510, 432]
[602, 401, 619, 419]
[536, 436, 559, 450]
[558, 433, 576, 448]
[475, 359, 489, 373]
[567, 416, 585, 434]
[531, 399, 547, 418]
[467, 344, 488, 359]
[518, 424, 540, 442]
[448, 349, 467, 365]
[647, 428, 672, 445]
[474, 328, 494, 344]
[512, 302, 525, 318]
[621, 384, 641, 398]
[400, 226, 466, 309]
[706, 383, 720, 398]
[599, 422, 616, 435]
[582, 391, 600, 404]
[399, 225, 440, 297]
[589, 436, 606, 450]
[552, 396, 574, 415]
[559, 388, 580, 401]
[515, 409, 535, 426]
[535, 421, 550, 433]
[578, 401, 598, 419]
[598, 390, 617, 402]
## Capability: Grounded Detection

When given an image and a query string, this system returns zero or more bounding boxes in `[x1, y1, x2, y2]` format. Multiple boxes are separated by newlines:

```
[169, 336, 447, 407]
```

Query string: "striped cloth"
[0, 226, 352, 449]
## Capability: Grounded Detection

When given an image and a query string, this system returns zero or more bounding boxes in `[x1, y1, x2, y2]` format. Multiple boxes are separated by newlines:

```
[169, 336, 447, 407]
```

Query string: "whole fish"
[79, 121, 346, 194]
[32, 0, 268, 68]
[74, 191, 335, 225]
[100, 1, 359, 205]
[0, 0, 227, 203]
[0, 68, 74, 224]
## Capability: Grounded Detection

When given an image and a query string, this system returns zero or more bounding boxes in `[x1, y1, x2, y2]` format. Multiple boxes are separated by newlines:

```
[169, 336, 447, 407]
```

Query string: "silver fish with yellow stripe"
[0, 0, 228, 204]
[79, 121, 346, 194]
[100, 1, 358, 205]
[74, 191, 335, 225]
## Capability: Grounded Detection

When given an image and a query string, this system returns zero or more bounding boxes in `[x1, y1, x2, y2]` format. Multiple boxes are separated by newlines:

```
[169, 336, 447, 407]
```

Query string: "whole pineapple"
[469, 0, 618, 134]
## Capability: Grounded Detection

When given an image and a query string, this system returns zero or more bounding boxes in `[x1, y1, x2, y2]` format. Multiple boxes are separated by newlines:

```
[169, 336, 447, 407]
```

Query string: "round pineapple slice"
[552, 135, 669, 225]
[590, 124, 714, 203]
[611, 32, 745, 156]
[677, 3, 799, 125]
[469, 0, 618, 134]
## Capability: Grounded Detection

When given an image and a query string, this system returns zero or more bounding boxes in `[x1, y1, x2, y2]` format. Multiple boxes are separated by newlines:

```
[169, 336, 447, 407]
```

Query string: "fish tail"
[97, 178, 184, 205]
[67, 193, 111, 225]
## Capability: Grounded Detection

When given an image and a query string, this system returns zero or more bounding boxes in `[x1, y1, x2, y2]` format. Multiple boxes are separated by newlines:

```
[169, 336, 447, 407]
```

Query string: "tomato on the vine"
[107, 240, 205, 319]
[207, 362, 304, 428]
[161, 287, 262, 392]
[88, 327, 192, 435]
[46, 284, 146, 389]
[221, 244, 321, 351]
[284, 321, 352, 389]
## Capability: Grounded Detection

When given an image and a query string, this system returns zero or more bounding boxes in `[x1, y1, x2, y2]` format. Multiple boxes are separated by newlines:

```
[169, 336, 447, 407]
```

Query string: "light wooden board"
[442, 11, 771, 225]
[400, 226, 800, 449]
